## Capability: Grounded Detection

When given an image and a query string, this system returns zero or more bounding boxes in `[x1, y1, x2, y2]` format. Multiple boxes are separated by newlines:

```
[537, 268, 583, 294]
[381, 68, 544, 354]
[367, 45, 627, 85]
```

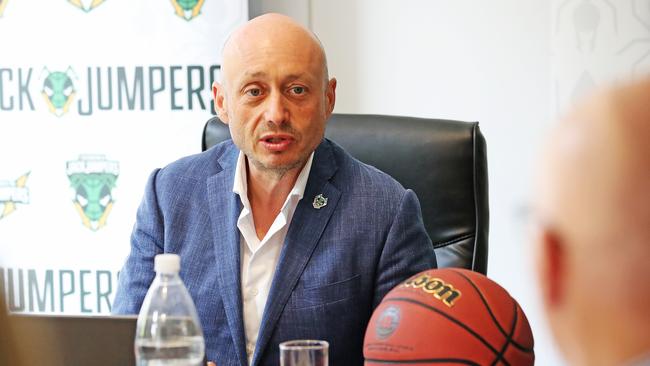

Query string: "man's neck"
[246, 159, 304, 240]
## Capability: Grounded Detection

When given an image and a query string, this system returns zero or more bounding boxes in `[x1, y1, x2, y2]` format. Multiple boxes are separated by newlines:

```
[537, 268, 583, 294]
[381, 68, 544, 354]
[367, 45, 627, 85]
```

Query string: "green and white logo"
[0, 0, 9, 17]
[66, 155, 119, 231]
[68, 0, 106, 13]
[171, 0, 205, 21]
[0, 172, 30, 221]
[42, 67, 76, 117]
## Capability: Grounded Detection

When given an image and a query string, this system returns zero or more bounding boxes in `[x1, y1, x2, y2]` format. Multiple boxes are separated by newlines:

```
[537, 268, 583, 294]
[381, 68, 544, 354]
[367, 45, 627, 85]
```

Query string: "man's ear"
[325, 78, 337, 117]
[537, 226, 566, 309]
[212, 81, 229, 124]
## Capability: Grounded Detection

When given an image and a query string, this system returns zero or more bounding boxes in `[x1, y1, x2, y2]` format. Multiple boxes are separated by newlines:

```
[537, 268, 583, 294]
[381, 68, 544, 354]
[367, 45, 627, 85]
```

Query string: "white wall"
[253, 0, 650, 364]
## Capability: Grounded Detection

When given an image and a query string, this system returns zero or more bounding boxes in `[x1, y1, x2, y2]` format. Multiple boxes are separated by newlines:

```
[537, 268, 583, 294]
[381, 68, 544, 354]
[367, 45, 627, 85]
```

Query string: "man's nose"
[263, 91, 288, 126]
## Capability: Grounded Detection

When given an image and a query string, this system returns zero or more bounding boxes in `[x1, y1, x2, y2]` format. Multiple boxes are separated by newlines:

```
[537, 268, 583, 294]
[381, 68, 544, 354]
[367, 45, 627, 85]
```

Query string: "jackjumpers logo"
[66, 155, 119, 231]
[171, 0, 205, 21]
[0, 172, 30, 221]
[68, 0, 106, 13]
[0, 0, 8, 17]
[0, 65, 221, 116]
[42, 67, 77, 117]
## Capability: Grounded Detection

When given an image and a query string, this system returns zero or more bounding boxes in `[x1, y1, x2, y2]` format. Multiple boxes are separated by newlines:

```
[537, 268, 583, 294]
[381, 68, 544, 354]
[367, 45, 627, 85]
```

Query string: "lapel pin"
[313, 194, 328, 209]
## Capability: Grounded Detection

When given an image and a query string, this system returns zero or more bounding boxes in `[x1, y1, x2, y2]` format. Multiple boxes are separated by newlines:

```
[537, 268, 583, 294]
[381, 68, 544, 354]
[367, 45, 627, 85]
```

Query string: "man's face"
[213, 31, 336, 175]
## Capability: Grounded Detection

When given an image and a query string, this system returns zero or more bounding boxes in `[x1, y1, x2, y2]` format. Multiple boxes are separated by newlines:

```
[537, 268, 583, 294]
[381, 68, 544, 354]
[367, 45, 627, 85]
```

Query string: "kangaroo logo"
[68, 0, 106, 13]
[66, 155, 119, 231]
[0, 172, 30, 221]
[171, 0, 205, 21]
[42, 67, 76, 117]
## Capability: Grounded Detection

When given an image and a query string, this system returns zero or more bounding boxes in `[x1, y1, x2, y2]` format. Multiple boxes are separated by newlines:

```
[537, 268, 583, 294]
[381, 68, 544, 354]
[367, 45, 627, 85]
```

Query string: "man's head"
[212, 13, 337, 177]
[533, 78, 650, 366]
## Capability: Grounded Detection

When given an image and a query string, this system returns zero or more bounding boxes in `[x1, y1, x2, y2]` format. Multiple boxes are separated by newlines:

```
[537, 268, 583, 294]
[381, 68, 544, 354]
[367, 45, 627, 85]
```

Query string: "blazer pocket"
[288, 274, 361, 310]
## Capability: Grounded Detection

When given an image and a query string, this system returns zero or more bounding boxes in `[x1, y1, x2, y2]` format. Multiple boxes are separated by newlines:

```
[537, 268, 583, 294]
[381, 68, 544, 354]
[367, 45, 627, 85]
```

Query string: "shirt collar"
[232, 151, 315, 209]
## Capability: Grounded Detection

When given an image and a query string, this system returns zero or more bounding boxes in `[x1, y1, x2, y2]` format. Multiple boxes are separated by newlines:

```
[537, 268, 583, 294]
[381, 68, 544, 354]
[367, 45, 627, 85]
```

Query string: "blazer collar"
[252, 139, 341, 364]
[207, 143, 248, 366]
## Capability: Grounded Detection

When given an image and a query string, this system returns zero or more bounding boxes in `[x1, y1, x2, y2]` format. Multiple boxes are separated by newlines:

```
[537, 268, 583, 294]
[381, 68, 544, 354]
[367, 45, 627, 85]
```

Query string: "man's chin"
[251, 157, 304, 175]
[268, 161, 303, 173]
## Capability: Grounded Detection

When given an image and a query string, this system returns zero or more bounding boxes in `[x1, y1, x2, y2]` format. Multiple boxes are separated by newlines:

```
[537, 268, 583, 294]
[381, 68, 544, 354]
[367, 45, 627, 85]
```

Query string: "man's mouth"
[260, 134, 294, 152]
[265, 137, 286, 143]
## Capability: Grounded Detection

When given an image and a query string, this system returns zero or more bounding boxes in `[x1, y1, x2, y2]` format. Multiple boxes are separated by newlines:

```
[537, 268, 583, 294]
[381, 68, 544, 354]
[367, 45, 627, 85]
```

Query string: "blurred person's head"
[533, 78, 650, 366]
[212, 13, 337, 179]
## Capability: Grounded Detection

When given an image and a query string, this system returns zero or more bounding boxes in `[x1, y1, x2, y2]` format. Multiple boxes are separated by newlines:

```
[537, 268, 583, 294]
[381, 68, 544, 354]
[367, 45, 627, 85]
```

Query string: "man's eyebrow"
[245, 71, 267, 78]
[233, 71, 267, 89]
[236, 72, 311, 86]
[284, 74, 306, 82]
[234, 71, 264, 83]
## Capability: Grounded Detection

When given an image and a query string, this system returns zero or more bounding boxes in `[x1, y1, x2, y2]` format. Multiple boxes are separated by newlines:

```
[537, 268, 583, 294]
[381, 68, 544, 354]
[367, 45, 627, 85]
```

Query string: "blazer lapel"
[252, 140, 341, 365]
[207, 146, 248, 366]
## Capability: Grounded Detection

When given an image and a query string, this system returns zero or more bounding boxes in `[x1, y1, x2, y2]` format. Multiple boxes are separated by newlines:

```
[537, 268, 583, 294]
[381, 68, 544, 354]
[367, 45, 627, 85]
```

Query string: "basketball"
[364, 268, 534, 365]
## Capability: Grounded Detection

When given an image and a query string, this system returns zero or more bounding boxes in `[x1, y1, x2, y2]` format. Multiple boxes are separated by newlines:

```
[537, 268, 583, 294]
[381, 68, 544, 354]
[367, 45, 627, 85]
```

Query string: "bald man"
[113, 13, 436, 366]
[533, 78, 650, 366]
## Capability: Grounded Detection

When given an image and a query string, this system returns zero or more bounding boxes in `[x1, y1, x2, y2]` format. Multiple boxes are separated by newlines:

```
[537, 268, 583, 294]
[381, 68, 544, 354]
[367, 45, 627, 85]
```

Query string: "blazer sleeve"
[372, 189, 437, 308]
[112, 169, 164, 314]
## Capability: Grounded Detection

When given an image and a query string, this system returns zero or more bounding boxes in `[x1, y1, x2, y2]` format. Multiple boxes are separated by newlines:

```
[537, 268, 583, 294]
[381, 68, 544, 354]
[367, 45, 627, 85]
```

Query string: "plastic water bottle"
[135, 254, 205, 366]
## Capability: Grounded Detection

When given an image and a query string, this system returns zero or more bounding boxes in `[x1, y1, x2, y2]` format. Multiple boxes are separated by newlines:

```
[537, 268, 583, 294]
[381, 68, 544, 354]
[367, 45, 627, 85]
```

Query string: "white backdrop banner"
[0, 0, 247, 315]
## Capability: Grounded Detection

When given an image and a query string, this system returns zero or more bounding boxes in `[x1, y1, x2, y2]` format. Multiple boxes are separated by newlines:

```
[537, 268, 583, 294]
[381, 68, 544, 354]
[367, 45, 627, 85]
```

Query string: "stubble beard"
[248, 153, 307, 181]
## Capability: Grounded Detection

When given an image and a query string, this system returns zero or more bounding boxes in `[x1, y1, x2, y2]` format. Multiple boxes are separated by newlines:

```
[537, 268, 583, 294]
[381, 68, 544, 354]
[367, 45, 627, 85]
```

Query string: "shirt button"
[246, 343, 255, 355]
[250, 288, 259, 297]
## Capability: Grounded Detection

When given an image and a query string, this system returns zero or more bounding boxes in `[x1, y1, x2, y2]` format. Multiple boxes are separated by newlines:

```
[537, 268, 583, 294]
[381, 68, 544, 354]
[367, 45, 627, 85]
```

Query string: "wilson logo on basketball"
[401, 274, 462, 307]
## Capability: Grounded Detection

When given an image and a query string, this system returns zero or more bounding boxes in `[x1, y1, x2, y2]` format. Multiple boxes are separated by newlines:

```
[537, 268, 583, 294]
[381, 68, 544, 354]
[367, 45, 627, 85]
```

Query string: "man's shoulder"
[156, 139, 238, 182]
[325, 139, 406, 196]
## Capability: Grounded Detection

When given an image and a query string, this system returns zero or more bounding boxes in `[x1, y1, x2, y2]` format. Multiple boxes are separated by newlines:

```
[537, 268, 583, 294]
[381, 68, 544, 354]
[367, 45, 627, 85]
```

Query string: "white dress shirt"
[232, 151, 314, 364]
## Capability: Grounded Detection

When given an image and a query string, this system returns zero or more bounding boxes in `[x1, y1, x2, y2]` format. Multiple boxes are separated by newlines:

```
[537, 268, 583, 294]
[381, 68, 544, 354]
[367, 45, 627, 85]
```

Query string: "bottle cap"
[154, 254, 181, 274]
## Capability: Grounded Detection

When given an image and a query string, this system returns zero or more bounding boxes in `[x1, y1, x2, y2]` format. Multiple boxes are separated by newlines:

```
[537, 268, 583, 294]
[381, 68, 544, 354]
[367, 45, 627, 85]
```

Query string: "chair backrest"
[202, 114, 489, 274]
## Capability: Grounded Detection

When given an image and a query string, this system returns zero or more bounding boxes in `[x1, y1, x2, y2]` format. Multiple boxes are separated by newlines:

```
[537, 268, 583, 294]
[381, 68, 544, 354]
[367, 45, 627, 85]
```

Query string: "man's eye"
[290, 86, 305, 95]
[246, 88, 262, 97]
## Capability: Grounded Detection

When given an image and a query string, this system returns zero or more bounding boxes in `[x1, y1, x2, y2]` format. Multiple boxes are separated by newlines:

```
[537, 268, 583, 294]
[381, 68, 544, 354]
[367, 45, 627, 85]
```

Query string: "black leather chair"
[202, 114, 489, 274]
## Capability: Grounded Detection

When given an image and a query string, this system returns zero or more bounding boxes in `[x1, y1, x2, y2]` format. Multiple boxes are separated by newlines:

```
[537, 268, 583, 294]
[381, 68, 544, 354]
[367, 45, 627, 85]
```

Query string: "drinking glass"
[279, 340, 329, 366]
